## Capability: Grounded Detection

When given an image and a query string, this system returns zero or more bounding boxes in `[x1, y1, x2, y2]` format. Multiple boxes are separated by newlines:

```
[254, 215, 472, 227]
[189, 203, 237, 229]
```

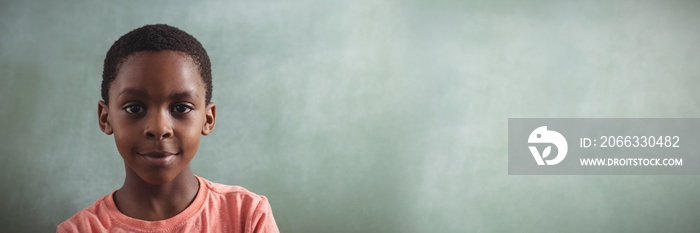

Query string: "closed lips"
[138, 151, 179, 157]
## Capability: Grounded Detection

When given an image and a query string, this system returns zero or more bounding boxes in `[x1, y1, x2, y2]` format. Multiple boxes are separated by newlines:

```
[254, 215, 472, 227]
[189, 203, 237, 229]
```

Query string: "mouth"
[137, 151, 180, 167]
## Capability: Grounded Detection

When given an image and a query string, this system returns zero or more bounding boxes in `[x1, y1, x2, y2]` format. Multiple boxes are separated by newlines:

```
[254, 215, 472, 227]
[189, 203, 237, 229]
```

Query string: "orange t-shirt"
[57, 175, 280, 233]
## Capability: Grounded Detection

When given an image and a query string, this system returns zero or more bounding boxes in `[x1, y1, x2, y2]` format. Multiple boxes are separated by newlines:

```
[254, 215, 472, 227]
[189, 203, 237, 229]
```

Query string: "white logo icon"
[528, 126, 568, 165]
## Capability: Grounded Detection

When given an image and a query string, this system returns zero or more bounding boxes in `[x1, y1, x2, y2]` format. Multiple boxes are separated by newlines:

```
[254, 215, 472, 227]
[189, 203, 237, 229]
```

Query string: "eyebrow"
[168, 90, 199, 100]
[117, 88, 200, 100]
[117, 88, 147, 98]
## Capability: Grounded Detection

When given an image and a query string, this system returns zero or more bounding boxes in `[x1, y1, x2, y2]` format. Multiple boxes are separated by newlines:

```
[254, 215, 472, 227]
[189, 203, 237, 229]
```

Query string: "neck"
[114, 165, 199, 221]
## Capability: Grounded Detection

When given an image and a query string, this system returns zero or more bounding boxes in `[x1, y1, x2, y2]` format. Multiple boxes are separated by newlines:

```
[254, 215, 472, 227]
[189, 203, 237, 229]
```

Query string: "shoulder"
[200, 176, 272, 208]
[57, 193, 114, 232]
[198, 176, 279, 231]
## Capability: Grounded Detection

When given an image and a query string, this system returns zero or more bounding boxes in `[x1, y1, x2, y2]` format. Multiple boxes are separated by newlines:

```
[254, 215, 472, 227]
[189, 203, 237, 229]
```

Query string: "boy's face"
[98, 51, 215, 185]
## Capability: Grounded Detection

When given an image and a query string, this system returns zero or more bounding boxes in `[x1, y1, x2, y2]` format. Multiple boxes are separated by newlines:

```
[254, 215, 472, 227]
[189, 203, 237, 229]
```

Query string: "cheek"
[110, 116, 141, 155]
[178, 117, 204, 153]
[182, 128, 201, 148]
[112, 126, 138, 156]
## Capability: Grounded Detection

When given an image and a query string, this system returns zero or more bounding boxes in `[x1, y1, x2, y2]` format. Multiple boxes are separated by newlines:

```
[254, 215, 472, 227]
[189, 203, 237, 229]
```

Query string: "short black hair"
[102, 24, 212, 104]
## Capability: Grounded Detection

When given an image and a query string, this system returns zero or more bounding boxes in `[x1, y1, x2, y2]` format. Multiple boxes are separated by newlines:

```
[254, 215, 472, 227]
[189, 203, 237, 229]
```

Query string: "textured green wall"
[1, 0, 699, 232]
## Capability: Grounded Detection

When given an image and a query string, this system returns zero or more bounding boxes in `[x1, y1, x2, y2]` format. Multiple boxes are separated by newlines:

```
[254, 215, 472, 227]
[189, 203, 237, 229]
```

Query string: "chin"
[137, 171, 180, 186]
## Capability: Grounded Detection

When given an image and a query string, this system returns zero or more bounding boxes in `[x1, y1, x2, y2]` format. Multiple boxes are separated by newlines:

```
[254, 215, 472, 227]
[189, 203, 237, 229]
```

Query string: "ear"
[98, 100, 113, 135]
[201, 102, 216, 136]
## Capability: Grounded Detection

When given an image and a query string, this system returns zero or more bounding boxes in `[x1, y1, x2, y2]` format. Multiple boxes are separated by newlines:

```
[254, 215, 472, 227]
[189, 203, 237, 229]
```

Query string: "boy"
[58, 24, 279, 233]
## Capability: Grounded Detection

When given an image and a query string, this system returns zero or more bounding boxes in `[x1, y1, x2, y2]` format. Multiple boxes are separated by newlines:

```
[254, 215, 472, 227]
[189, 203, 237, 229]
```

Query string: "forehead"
[110, 51, 205, 101]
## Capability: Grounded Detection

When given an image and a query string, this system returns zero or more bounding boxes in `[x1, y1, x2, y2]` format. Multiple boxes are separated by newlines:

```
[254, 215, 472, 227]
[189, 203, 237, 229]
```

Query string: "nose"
[144, 109, 173, 140]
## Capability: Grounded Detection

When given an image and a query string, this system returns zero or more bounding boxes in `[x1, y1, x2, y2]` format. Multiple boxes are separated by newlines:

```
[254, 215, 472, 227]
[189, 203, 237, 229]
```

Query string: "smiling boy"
[58, 24, 279, 232]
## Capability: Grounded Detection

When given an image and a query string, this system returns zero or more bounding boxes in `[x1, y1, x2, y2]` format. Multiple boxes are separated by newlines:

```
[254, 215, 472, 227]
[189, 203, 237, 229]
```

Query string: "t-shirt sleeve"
[250, 196, 280, 233]
[56, 222, 72, 233]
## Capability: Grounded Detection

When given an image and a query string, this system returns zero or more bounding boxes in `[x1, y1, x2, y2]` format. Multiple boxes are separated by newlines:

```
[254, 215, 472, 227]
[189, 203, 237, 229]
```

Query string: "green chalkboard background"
[1, 0, 699, 232]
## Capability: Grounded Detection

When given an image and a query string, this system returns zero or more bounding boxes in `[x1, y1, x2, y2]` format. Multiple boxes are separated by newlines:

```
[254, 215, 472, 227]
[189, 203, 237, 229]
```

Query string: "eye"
[124, 105, 145, 114]
[172, 104, 193, 114]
